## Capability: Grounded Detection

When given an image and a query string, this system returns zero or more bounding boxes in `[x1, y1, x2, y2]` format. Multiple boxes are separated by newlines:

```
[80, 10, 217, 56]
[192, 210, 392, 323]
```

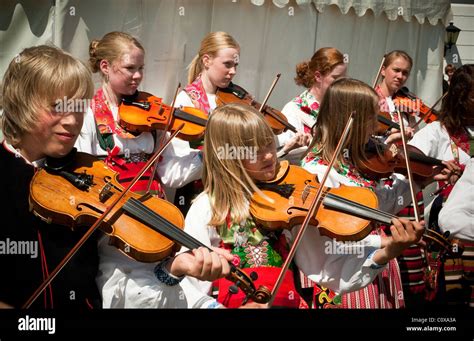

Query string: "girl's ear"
[202, 54, 212, 69]
[99, 59, 110, 77]
[314, 71, 322, 84]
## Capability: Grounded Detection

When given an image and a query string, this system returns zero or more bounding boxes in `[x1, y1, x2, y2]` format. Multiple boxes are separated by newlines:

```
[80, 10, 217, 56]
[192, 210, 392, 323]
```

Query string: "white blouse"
[74, 106, 208, 308]
[276, 100, 318, 165]
[175, 90, 217, 112]
[438, 158, 474, 241]
[75, 106, 203, 189]
[408, 121, 470, 165]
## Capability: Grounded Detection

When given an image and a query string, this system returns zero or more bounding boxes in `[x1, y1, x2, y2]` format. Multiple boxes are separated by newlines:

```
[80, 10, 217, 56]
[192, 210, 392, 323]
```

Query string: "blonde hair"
[202, 103, 274, 226]
[306, 78, 379, 170]
[187, 31, 240, 84]
[89, 31, 144, 75]
[1, 45, 93, 145]
[295, 47, 345, 88]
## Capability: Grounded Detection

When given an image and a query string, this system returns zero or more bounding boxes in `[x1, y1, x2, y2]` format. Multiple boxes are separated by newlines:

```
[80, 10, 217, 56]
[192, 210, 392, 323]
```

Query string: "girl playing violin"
[75, 31, 232, 308]
[277, 47, 345, 164]
[375, 50, 441, 306]
[179, 102, 425, 308]
[409, 64, 473, 306]
[0, 45, 100, 308]
[173, 32, 308, 214]
[302, 77, 455, 308]
[375, 50, 417, 139]
[176, 31, 240, 114]
[172, 31, 241, 214]
[76, 31, 202, 196]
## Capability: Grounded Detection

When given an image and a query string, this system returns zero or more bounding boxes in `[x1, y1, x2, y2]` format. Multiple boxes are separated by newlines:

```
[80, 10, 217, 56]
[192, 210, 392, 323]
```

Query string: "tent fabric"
[251, 0, 451, 25]
[0, 0, 451, 112]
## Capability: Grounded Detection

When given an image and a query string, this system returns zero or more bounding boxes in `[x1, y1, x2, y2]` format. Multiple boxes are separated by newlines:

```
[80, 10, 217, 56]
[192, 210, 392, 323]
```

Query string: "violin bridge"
[99, 182, 114, 203]
[302, 185, 310, 204]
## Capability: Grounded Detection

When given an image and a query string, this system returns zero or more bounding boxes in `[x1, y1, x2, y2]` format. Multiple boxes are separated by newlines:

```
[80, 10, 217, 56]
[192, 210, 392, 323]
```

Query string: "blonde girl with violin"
[179, 102, 424, 308]
[277, 47, 345, 164]
[173, 31, 309, 214]
[409, 64, 473, 307]
[176, 31, 240, 114]
[301, 77, 456, 308]
[75, 31, 233, 308]
[0, 45, 100, 308]
[171, 31, 241, 214]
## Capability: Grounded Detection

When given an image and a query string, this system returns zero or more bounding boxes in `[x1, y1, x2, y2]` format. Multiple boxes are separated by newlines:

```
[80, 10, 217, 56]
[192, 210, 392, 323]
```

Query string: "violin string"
[275, 186, 397, 221]
[124, 198, 255, 286]
[123, 197, 205, 251]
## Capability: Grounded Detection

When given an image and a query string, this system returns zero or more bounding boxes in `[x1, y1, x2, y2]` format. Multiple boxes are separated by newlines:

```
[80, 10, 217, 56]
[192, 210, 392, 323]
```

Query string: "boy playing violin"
[0, 45, 100, 308]
[0, 44, 232, 309]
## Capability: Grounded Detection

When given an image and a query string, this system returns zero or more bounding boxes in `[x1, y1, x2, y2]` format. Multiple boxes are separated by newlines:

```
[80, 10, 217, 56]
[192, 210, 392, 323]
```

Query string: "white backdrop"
[1, 0, 451, 111]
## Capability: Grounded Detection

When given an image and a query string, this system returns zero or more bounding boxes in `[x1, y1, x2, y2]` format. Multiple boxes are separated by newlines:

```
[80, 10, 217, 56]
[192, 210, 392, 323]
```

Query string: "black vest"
[0, 145, 100, 308]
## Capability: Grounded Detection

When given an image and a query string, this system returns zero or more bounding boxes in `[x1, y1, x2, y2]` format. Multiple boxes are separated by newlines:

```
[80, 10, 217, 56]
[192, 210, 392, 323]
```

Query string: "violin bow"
[398, 110, 455, 256]
[372, 57, 385, 88]
[266, 111, 355, 308]
[259, 73, 280, 112]
[396, 110, 443, 269]
[146, 83, 181, 193]
[411, 92, 447, 130]
[259, 74, 297, 133]
[23, 125, 184, 309]
[397, 110, 421, 222]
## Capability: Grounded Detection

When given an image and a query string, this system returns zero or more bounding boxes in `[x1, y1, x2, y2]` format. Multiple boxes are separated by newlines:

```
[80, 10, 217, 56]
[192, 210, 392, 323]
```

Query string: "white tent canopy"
[0, 0, 451, 110]
[253, 0, 450, 25]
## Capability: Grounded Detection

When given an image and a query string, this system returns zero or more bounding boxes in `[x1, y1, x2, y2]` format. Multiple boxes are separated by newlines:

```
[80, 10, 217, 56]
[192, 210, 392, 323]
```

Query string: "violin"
[29, 149, 184, 262]
[393, 87, 440, 124]
[119, 91, 208, 141]
[123, 197, 272, 304]
[28, 148, 271, 305]
[359, 139, 444, 181]
[216, 82, 297, 135]
[377, 111, 400, 135]
[251, 161, 455, 250]
[251, 161, 378, 241]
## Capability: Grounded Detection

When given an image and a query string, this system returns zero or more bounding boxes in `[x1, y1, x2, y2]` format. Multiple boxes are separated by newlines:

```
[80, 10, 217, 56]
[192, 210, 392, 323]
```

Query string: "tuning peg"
[249, 271, 258, 281]
[229, 285, 239, 295]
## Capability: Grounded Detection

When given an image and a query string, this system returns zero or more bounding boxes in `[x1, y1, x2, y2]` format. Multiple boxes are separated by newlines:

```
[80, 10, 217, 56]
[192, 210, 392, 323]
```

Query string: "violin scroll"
[119, 91, 208, 141]
[227, 267, 272, 304]
[216, 83, 297, 135]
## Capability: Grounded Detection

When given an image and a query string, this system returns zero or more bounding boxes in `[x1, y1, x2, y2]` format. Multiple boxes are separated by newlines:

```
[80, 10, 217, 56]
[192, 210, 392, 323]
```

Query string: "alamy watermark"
[54, 96, 92, 114]
[0, 238, 38, 258]
[216, 143, 258, 163]
[324, 239, 365, 258]
[18, 315, 55, 334]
